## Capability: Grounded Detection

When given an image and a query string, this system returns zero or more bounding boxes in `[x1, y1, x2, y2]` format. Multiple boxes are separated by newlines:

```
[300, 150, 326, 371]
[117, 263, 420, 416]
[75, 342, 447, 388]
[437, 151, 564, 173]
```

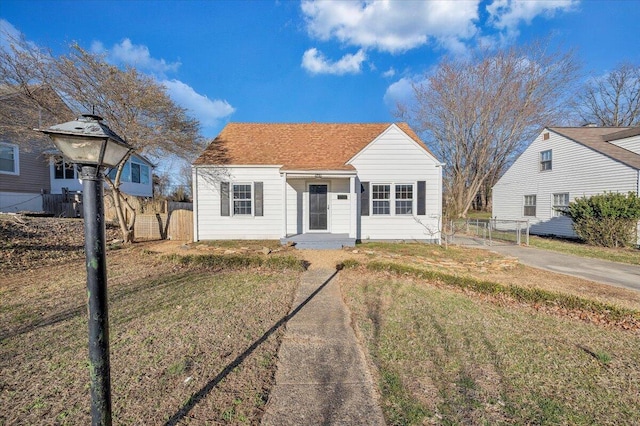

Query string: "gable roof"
[548, 126, 640, 170]
[193, 122, 432, 170]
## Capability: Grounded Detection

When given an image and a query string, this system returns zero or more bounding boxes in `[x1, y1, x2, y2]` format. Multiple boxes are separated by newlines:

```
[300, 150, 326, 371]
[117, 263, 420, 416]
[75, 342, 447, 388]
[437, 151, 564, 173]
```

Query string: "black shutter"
[254, 182, 264, 216]
[417, 181, 426, 215]
[221, 182, 230, 216]
[360, 181, 369, 216]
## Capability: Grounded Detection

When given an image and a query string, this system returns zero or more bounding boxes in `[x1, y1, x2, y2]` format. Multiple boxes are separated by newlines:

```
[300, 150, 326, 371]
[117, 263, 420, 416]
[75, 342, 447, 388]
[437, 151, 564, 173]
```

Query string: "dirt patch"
[0, 214, 120, 272]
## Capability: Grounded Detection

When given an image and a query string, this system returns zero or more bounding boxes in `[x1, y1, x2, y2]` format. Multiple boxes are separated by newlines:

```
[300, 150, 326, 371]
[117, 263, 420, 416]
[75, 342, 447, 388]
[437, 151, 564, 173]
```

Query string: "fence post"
[516, 221, 521, 245]
[526, 220, 530, 246]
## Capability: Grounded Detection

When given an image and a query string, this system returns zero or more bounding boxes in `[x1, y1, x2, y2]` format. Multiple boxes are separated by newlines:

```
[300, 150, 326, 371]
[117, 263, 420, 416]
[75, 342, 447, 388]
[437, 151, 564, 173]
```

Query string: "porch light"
[37, 114, 132, 426]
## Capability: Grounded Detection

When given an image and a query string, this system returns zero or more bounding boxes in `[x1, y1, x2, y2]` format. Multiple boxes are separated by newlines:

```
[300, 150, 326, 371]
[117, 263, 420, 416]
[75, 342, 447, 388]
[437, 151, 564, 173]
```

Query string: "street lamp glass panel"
[49, 134, 130, 168]
[101, 139, 133, 168]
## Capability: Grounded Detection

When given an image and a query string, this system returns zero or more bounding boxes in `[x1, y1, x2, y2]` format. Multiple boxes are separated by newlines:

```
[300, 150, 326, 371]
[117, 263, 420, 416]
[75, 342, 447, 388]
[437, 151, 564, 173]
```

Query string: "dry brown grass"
[0, 247, 301, 425]
[341, 269, 640, 425]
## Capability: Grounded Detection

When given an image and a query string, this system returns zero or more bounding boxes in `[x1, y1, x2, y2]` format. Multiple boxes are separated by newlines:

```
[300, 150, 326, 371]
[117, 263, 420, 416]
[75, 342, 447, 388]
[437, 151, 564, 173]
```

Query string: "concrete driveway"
[455, 237, 640, 293]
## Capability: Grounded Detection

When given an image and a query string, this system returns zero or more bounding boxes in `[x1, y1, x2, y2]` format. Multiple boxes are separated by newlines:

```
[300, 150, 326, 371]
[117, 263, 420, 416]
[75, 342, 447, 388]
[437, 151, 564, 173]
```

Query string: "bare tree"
[577, 63, 640, 126]
[1, 31, 204, 242]
[398, 41, 578, 217]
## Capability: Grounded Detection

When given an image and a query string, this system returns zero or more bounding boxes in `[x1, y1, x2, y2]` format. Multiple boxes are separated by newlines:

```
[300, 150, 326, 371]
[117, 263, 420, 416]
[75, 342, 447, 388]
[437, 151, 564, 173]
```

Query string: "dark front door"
[309, 184, 328, 231]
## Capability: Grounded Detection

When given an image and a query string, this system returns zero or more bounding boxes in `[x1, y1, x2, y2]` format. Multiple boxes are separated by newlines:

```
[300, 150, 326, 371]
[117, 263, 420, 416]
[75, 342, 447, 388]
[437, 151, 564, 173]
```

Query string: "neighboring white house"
[192, 123, 443, 246]
[492, 126, 640, 239]
[49, 153, 154, 197]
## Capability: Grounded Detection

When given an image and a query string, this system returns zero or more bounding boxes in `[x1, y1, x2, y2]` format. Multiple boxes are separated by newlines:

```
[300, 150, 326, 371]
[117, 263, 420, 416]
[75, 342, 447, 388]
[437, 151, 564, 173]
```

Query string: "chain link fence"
[446, 218, 530, 246]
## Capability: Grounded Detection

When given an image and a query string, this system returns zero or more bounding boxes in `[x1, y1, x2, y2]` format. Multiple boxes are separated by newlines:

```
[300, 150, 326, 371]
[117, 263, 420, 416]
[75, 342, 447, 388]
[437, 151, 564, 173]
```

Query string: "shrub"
[566, 192, 640, 248]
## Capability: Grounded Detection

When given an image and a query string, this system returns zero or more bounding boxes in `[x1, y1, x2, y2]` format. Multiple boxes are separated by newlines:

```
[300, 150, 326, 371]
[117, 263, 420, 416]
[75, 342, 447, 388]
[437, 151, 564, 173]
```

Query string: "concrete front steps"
[280, 233, 356, 250]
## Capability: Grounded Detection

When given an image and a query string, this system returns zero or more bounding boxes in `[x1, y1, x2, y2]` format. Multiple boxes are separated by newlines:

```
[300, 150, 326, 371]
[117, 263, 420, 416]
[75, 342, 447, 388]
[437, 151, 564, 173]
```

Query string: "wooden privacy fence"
[133, 209, 193, 242]
[42, 193, 82, 218]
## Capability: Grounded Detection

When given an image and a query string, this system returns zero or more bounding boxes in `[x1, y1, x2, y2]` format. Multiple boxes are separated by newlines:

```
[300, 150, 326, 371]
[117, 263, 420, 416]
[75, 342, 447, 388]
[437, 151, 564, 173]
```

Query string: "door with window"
[309, 184, 328, 231]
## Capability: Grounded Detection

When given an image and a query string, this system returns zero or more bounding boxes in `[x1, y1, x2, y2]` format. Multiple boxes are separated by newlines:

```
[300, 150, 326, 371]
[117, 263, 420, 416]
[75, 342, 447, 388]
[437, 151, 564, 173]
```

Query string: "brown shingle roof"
[193, 122, 432, 169]
[548, 126, 640, 170]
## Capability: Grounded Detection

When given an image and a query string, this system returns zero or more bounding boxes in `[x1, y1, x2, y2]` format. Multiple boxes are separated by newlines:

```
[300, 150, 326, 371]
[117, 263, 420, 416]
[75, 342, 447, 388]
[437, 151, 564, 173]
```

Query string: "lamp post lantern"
[39, 114, 133, 426]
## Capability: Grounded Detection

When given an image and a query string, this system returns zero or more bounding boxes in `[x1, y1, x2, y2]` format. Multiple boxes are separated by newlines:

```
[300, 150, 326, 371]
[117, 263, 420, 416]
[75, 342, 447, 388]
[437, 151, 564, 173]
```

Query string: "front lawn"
[342, 269, 640, 425]
[0, 248, 302, 424]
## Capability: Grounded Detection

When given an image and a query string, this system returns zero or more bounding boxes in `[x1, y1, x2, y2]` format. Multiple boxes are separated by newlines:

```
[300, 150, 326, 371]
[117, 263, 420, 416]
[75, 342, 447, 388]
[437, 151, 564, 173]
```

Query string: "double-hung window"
[372, 184, 391, 215]
[524, 195, 537, 217]
[0, 143, 19, 175]
[395, 184, 413, 215]
[371, 183, 414, 215]
[540, 150, 552, 171]
[553, 193, 569, 217]
[233, 184, 252, 215]
[54, 157, 76, 179]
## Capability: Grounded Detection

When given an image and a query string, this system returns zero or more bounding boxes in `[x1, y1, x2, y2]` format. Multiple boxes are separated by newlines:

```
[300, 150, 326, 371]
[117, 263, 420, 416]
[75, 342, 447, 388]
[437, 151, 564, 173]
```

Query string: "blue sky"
[2, 0, 639, 139]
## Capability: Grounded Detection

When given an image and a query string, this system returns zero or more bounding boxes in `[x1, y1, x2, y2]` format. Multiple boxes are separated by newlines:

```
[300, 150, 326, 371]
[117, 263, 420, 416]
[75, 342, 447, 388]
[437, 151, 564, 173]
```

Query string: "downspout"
[193, 167, 199, 242]
[437, 162, 445, 245]
[282, 172, 287, 239]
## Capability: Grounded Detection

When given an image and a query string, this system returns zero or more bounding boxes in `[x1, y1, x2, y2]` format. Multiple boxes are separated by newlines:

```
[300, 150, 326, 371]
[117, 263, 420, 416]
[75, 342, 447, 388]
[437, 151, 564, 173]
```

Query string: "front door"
[309, 184, 328, 231]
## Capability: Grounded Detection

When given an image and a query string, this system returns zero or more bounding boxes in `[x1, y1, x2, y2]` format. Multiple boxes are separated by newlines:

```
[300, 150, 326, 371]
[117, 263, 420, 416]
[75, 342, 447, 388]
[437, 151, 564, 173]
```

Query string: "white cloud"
[383, 67, 396, 78]
[383, 77, 415, 108]
[302, 48, 366, 75]
[301, 0, 480, 54]
[91, 38, 181, 76]
[162, 79, 235, 127]
[487, 0, 578, 38]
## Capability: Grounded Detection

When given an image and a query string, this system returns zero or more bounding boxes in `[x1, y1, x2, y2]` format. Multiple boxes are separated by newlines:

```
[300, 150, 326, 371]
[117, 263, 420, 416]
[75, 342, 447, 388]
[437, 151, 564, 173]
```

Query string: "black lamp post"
[39, 114, 132, 426]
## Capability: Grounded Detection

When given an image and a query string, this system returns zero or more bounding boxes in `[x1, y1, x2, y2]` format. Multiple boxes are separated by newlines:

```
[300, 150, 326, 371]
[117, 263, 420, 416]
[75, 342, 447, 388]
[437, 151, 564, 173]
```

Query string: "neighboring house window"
[524, 195, 537, 217]
[553, 193, 570, 217]
[107, 158, 149, 184]
[0, 142, 19, 175]
[233, 184, 252, 215]
[372, 184, 391, 215]
[54, 157, 76, 179]
[130, 161, 150, 184]
[395, 184, 413, 215]
[540, 150, 552, 171]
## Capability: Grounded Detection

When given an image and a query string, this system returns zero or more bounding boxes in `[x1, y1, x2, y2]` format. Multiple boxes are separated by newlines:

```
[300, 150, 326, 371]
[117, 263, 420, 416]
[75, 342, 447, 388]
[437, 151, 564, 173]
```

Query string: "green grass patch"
[529, 235, 640, 265]
[342, 272, 640, 425]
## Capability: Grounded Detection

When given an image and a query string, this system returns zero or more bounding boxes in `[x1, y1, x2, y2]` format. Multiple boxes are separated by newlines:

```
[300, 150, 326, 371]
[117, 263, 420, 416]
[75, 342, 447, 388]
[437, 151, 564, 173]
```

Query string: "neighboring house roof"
[193, 122, 432, 170]
[548, 126, 640, 170]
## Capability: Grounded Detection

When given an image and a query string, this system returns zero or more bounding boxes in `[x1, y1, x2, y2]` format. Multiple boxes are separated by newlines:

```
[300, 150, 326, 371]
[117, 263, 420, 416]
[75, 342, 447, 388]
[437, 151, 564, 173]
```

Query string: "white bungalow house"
[192, 123, 443, 248]
[492, 126, 640, 240]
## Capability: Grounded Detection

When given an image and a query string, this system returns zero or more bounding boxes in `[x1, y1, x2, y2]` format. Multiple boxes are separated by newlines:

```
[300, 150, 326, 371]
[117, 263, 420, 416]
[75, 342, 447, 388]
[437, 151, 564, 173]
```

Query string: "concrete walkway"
[261, 268, 385, 425]
[456, 237, 640, 292]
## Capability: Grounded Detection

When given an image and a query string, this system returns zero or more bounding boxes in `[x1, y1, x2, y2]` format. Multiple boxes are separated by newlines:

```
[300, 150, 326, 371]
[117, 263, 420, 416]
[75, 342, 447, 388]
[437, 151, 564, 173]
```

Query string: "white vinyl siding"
[608, 135, 640, 155]
[194, 166, 282, 240]
[493, 129, 639, 239]
[349, 124, 442, 241]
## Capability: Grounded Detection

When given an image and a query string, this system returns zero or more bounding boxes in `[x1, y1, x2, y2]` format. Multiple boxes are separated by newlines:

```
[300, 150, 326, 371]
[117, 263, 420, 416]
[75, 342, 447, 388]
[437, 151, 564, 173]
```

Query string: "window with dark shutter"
[360, 181, 369, 216]
[417, 181, 426, 215]
[254, 182, 264, 216]
[220, 182, 230, 216]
